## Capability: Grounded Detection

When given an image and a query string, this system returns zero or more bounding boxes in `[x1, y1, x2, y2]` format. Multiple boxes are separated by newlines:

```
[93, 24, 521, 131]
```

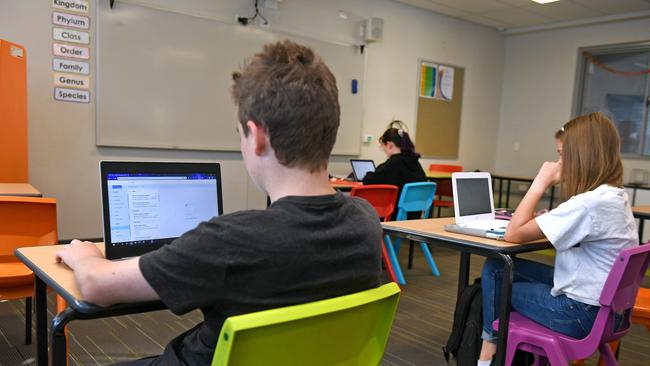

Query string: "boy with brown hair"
[56, 40, 382, 365]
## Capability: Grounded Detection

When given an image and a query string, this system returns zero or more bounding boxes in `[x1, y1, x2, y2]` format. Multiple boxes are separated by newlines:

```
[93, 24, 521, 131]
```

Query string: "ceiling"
[395, 0, 650, 32]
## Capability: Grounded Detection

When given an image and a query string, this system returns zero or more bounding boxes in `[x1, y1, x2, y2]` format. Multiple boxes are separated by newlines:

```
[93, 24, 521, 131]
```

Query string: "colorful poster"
[419, 62, 437, 98]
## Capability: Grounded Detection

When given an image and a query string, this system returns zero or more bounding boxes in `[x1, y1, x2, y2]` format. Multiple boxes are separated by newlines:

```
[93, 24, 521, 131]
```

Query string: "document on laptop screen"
[456, 178, 492, 216]
[107, 174, 218, 244]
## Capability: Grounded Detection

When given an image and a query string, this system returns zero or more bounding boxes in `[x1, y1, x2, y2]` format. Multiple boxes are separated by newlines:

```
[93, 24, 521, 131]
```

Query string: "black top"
[139, 192, 382, 365]
[363, 152, 426, 202]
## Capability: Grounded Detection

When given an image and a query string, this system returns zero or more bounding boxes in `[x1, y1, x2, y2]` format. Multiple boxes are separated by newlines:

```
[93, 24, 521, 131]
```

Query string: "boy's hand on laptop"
[56, 239, 103, 270]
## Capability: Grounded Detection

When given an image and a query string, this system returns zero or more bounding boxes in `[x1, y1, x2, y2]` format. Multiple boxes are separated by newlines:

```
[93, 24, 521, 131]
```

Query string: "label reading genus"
[52, 12, 89, 29]
[54, 87, 90, 103]
[53, 28, 89, 45]
[53, 43, 89, 59]
[52, 58, 89, 75]
[54, 72, 89, 89]
[52, 0, 89, 14]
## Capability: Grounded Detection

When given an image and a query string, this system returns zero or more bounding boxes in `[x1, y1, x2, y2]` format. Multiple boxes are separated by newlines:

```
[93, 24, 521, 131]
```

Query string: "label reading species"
[54, 72, 89, 89]
[52, 0, 89, 14]
[53, 28, 89, 45]
[52, 58, 89, 75]
[53, 43, 89, 59]
[54, 87, 90, 103]
[52, 12, 89, 29]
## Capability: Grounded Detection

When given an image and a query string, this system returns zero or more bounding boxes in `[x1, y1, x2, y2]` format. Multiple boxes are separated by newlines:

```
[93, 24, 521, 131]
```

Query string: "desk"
[381, 218, 551, 366]
[15, 243, 166, 366]
[426, 171, 452, 180]
[329, 179, 362, 192]
[633, 206, 650, 240]
[0, 183, 41, 197]
[625, 183, 650, 206]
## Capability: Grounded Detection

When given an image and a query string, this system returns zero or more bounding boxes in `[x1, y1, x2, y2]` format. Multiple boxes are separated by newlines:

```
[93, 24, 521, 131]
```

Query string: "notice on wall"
[52, 12, 89, 29]
[54, 72, 89, 89]
[438, 65, 455, 101]
[54, 87, 90, 103]
[419, 62, 437, 99]
[419, 62, 454, 102]
[52, 58, 89, 75]
[53, 27, 90, 45]
[51, 0, 91, 103]
[52, 0, 89, 14]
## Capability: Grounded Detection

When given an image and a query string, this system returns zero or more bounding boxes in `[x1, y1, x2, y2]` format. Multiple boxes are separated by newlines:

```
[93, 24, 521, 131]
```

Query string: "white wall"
[495, 17, 650, 179]
[1, 0, 504, 239]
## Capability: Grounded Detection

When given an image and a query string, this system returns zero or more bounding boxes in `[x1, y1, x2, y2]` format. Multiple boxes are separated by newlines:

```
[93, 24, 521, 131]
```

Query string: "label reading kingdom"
[52, 0, 89, 14]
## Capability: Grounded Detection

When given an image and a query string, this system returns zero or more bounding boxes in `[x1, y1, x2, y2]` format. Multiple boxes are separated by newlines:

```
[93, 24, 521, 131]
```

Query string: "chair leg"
[394, 237, 402, 254]
[383, 235, 406, 285]
[381, 237, 399, 284]
[596, 340, 620, 366]
[407, 241, 414, 269]
[25, 296, 32, 345]
[598, 342, 619, 366]
[419, 242, 440, 276]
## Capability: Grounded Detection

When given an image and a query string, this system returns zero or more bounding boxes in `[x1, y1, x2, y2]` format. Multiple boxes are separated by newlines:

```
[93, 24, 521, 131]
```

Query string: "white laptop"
[444, 172, 509, 240]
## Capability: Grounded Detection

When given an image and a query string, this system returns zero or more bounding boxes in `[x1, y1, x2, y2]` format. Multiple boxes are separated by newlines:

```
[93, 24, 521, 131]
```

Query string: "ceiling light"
[532, 0, 560, 4]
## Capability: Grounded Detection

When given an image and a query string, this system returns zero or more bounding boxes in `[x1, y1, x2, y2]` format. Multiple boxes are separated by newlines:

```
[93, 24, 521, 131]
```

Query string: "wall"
[1, 0, 504, 239]
[495, 17, 650, 179]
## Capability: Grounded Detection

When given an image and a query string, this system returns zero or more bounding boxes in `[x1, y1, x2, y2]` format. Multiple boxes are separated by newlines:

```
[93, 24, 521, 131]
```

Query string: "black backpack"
[443, 278, 535, 366]
[443, 279, 483, 365]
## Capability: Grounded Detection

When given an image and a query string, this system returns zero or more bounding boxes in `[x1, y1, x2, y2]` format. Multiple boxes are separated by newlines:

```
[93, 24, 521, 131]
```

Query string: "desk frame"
[382, 219, 550, 366]
[16, 246, 166, 366]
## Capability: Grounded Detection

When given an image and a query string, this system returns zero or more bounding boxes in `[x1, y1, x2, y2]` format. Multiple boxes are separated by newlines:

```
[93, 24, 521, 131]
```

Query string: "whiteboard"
[96, 1, 364, 155]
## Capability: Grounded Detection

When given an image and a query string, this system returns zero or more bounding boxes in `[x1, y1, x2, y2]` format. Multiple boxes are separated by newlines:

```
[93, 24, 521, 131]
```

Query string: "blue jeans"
[481, 257, 599, 343]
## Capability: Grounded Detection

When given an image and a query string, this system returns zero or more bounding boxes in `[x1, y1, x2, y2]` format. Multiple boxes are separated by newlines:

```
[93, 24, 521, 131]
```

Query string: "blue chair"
[384, 182, 441, 285]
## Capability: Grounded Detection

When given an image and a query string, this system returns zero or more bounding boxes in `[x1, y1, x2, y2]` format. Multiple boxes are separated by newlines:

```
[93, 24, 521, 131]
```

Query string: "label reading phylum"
[52, 12, 90, 29]
[52, 0, 89, 14]
[53, 28, 90, 45]
[52, 58, 89, 75]
[54, 87, 90, 103]
[53, 43, 89, 59]
[54, 72, 89, 89]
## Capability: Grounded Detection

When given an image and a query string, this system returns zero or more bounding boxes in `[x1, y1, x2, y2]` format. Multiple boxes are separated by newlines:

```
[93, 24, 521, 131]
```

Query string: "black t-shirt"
[139, 192, 382, 365]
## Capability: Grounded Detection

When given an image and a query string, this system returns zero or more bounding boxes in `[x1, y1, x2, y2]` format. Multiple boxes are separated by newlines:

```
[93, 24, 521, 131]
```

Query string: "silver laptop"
[350, 159, 375, 181]
[444, 172, 509, 240]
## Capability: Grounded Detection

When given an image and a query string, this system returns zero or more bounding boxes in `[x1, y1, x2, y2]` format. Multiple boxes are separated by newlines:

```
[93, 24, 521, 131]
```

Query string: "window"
[574, 42, 650, 157]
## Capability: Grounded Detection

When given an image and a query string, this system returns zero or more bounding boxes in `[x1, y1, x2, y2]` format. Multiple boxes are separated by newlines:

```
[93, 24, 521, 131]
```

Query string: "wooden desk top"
[426, 171, 453, 179]
[382, 217, 549, 251]
[329, 179, 362, 189]
[15, 243, 105, 302]
[0, 183, 41, 197]
[633, 206, 650, 219]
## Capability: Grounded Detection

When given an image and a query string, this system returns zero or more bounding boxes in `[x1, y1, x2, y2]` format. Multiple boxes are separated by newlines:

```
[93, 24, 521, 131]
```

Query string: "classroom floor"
[1, 248, 649, 365]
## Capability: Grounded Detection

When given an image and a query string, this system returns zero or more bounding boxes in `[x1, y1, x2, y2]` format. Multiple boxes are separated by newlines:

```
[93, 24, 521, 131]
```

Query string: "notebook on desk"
[100, 161, 223, 260]
[444, 172, 509, 240]
[350, 159, 375, 181]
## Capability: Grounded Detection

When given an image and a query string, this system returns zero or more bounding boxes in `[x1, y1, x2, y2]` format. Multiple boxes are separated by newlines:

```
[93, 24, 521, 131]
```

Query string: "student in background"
[363, 120, 426, 209]
[477, 112, 638, 366]
[55, 40, 382, 366]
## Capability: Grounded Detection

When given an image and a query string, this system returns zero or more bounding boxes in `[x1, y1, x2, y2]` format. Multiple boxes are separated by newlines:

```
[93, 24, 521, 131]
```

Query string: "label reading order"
[53, 43, 89, 59]
[54, 87, 90, 103]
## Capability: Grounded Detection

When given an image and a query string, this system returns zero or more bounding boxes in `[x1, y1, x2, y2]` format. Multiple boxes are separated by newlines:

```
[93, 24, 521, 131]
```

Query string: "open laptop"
[350, 159, 375, 181]
[100, 161, 223, 260]
[444, 172, 509, 240]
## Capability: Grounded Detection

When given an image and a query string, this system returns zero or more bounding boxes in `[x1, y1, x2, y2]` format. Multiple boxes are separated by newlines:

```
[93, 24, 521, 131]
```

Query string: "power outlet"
[362, 134, 373, 143]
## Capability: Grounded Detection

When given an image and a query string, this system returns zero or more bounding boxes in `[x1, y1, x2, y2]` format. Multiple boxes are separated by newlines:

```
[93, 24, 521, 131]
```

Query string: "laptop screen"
[455, 177, 492, 216]
[101, 162, 222, 259]
[350, 160, 375, 181]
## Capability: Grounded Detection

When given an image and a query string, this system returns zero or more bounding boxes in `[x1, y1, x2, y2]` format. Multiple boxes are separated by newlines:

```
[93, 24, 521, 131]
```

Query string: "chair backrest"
[211, 282, 401, 366]
[396, 182, 437, 221]
[350, 185, 399, 221]
[596, 244, 650, 339]
[428, 164, 463, 173]
[0, 196, 57, 261]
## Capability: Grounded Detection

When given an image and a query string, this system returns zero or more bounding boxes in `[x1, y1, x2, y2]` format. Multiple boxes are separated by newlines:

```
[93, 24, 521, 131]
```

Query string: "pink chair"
[493, 244, 650, 366]
[350, 184, 400, 285]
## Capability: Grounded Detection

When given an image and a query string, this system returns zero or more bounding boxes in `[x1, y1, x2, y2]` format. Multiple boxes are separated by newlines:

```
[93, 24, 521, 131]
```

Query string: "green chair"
[211, 282, 401, 366]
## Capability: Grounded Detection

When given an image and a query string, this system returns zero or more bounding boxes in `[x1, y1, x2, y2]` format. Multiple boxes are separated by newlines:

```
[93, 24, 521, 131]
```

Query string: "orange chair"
[350, 185, 399, 285]
[428, 164, 463, 217]
[0, 196, 57, 344]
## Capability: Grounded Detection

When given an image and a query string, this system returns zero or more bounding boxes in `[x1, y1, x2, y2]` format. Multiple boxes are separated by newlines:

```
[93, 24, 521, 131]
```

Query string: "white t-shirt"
[535, 184, 638, 306]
